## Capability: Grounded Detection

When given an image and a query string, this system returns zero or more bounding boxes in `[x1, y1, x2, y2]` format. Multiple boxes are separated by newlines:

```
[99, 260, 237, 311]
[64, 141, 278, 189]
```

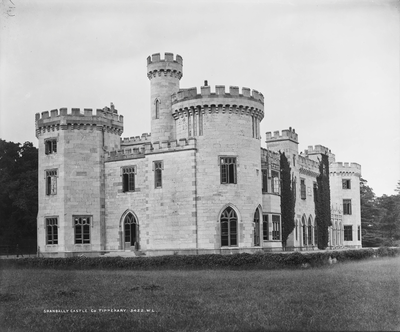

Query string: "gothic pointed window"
[124, 213, 138, 248]
[220, 206, 238, 247]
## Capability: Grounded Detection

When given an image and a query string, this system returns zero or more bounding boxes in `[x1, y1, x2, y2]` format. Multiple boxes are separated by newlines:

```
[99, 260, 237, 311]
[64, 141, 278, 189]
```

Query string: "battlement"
[171, 86, 264, 104]
[147, 52, 183, 80]
[35, 107, 124, 137]
[106, 137, 196, 162]
[330, 162, 361, 170]
[147, 52, 183, 65]
[265, 127, 298, 143]
[298, 155, 320, 170]
[304, 145, 331, 155]
[330, 162, 362, 177]
[121, 133, 151, 145]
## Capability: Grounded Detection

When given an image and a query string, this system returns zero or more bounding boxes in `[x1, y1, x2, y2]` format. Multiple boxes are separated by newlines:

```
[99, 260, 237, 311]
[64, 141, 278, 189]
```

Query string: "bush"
[1, 247, 399, 271]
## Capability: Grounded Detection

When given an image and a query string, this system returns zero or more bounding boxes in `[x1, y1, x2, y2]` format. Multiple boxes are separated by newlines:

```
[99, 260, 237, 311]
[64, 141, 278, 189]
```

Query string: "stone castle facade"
[35, 53, 362, 257]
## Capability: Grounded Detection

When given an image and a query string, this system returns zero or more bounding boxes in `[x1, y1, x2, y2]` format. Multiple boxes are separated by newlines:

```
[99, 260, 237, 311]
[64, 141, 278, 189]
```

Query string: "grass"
[0, 257, 399, 332]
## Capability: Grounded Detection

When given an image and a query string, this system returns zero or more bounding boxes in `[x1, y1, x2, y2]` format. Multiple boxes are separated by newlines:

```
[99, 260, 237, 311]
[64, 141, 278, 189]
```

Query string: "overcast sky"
[1, 0, 399, 196]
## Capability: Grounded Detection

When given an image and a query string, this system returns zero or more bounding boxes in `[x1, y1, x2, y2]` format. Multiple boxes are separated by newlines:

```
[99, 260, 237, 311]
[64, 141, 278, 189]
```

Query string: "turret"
[35, 106, 123, 255]
[265, 127, 299, 156]
[147, 52, 183, 143]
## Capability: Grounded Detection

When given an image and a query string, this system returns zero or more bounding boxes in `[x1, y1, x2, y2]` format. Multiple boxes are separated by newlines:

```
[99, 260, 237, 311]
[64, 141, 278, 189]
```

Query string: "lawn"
[0, 257, 399, 332]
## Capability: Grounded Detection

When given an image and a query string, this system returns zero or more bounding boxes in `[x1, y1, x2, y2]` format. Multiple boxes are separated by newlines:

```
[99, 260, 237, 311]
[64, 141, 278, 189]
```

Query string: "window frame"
[272, 215, 281, 241]
[45, 138, 57, 155]
[271, 170, 280, 195]
[45, 169, 58, 196]
[300, 178, 306, 200]
[342, 179, 351, 189]
[153, 161, 163, 189]
[344, 225, 353, 241]
[343, 199, 352, 215]
[262, 214, 269, 241]
[122, 166, 136, 192]
[261, 168, 268, 193]
[220, 156, 237, 184]
[46, 217, 58, 245]
[220, 207, 238, 247]
[73, 215, 92, 245]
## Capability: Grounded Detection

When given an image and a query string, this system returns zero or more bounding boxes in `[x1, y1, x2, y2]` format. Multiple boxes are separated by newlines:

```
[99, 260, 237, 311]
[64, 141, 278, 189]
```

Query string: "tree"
[279, 152, 295, 249]
[360, 178, 382, 247]
[0, 140, 38, 249]
[360, 178, 400, 247]
[376, 194, 400, 246]
[314, 154, 331, 249]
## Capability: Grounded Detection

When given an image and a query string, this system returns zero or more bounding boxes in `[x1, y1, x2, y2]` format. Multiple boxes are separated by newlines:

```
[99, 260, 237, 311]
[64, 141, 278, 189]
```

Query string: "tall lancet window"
[155, 99, 160, 119]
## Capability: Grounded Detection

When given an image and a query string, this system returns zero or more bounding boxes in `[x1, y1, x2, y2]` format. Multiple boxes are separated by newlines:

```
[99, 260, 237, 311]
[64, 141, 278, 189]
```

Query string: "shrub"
[1, 248, 399, 271]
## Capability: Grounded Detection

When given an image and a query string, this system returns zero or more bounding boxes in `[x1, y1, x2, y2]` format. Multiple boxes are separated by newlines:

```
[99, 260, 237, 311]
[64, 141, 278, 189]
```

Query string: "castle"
[35, 52, 362, 257]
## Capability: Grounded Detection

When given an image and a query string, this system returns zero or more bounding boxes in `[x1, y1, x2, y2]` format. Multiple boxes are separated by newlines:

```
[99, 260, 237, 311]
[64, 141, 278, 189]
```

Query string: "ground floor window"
[344, 225, 353, 241]
[263, 214, 269, 240]
[124, 213, 138, 247]
[307, 218, 312, 245]
[272, 215, 281, 240]
[74, 216, 91, 244]
[46, 217, 58, 245]
[221, 207, 237, 246]
[253, 209, 260, 246]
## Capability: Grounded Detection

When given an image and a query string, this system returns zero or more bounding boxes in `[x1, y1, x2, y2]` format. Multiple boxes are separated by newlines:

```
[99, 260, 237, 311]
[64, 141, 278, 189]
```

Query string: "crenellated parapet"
[35, 107, 124, 137]
[330, 162, 361, 177]
[298, 155, 320, 177]
[304, 145, 331, 155]
[147, 52, 183, 80]
[106, 137, 196, 162]
[121, 133, 151, 146]
[171, 85, 264, 121]
[265, 127, 298, 143]
[172, 86, 264, 104]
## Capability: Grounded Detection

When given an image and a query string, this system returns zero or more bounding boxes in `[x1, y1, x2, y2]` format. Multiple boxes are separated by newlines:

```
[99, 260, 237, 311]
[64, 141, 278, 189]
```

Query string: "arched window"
[253, 208, 260, 246]
[221, 206, 238, 247]
[295, 220, 298, 241]
[302, 215, 307, 246]
[155, 99, 160, 119]
[308, 217, 313, 245]
[124, 213, 138, 248]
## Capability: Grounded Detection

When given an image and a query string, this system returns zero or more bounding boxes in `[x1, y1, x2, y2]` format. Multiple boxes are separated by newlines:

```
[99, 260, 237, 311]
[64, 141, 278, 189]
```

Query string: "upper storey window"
[261, 169, 268, 193]
[45, 169, 57, 195]
[45, 139, 57, 155]
[220, 157, 237, 184]
[271, 170, 280, 194]
[122, 166, 136, 192]
[300, 178, 306, 200]
[342, 179, 351, 189]
[154, 161, 163, 188]
[155, 99, 160, 119]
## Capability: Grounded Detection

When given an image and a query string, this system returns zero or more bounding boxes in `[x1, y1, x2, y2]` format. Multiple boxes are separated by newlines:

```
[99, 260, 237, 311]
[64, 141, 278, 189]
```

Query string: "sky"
[0, 0, 399, 196]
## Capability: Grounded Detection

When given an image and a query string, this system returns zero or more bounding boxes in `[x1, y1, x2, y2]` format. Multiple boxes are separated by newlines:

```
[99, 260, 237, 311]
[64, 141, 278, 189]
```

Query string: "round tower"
[170, 84, 265, 249]
[147, 52, 183, 143]
[35, 107, 123, 256]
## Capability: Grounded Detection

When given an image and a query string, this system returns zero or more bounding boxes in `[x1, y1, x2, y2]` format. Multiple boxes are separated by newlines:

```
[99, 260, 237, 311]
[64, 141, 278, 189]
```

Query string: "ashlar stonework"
[35, 53, 362, 257]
